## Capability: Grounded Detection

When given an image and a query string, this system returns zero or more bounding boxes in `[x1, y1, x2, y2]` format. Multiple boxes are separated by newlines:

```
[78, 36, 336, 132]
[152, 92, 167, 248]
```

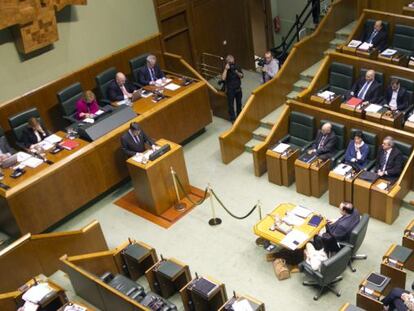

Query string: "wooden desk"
[378, 53, 408, 67]
[219, 294, 265, 311]
[370, 179, 400, 224]
[253, 203, 326, 248]
[356, 48, 378, 60]
[294, 158, 314, 196]
[353, 178, 374, 216]
[380, 244, 414, 290]
[340, 103, 357, 117]
[403, 220, 414, 250]
[356, 273, 391, 311]
[409, 59, 414, 69]
[339, 303, 365, 311]
[381, 110, 403, 129]
[403, 6, 414, 17]
[404, 119, 414, 134]
[328, 169, 360, 207]
[310, 159, 331, 198]
[0, 78, 212, 236]
[127, 139, 190, 216]
[310, 94, 342, 111]
[266, 148, 299, 186]
[342, 45, 357, 56]
[365, 107, 386, 124]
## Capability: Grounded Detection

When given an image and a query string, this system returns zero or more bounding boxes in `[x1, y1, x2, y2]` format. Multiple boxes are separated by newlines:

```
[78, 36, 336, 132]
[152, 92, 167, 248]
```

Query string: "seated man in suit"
[344, 130, 369, 169]
[349, 69, 382, 103]
[0, 134, 15, 163]
[314, 202, 360, 253]
[382, 287, 414, 311]
[22, 117, 50, 149]
[375, 136, 404, 183]
[383, 78, 409, 112]
[138, 54, 165, 86]
[359, 20, 388, 51]
[107, 72, 138, 102]
[121, 122, 157, 157]
[307, 123, 337, 161]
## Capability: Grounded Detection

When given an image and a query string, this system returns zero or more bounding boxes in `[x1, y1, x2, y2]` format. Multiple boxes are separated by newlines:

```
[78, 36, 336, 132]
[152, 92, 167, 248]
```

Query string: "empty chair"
[391, 24, 414, 57]
[279, 111, 315, 152]
[320, 120, 346, 164]
[95, 67, 117, 104]
[57, 82, 84, 123]
[394, 140, 413, 166]
[129, 53, 149, 86]
[338, 214, 370, 272]
[8, 107, 42, 148]
[322, 62, 354, 96]
[301, 246, 352, 301]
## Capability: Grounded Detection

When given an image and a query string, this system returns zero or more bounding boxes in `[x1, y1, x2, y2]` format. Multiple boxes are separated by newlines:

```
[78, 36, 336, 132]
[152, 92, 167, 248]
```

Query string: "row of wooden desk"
[0, 76, 212, 237]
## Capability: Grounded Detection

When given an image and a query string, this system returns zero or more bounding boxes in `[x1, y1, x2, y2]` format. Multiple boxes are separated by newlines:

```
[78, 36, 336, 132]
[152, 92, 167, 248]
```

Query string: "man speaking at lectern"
[121, 122, 157, 157]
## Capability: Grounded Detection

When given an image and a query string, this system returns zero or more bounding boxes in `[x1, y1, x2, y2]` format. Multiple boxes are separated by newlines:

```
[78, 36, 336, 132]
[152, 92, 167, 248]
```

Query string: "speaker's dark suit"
[21, 126, 50, 148]
[375, 147, 404, 182]
[121, 130, 155, 157]
[350, 77, 382, 103]
[360, 27, 388, 51]
[107, 80, 137, 102]
[311, 130, 337, 160]
[138, 65, 165, 86]
[383, 86, 409, 111]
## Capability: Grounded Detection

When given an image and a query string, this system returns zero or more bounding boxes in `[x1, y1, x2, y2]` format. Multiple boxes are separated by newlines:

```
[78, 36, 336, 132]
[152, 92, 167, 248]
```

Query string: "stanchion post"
[208, 184, 222, 226]
[255, 200, 267, 247]
[170, 166, 186, 212]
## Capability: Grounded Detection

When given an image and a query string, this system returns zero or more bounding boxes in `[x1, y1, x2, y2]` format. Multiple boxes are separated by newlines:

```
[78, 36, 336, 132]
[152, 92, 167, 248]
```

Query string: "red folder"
[347, 97, 363, 107]
[60, 140, 79, 150]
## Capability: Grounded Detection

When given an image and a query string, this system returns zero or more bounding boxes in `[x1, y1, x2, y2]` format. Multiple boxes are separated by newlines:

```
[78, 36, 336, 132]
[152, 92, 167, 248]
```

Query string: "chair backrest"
[57, 82, 84, 117]
[329, 62, 354, 95]
[347, 214, 369, 256]
[392, 24, 414, 55]
[289, 111, 315, 141]
[350, 128, 377, 160]
[129, 54, 149, 84]
[8, 108, 41, 143]
[390, 75, 414, 106]
[320, 246, 352, 284]
[360, 68, 384, 88]
[95, 67, 117, 100]
[394, 140, 413, 164]
[321, 120, 346, 150]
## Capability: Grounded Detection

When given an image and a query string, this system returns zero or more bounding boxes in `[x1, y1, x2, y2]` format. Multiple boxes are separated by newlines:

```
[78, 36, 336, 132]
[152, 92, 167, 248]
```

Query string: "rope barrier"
[211, 189, 258, 220]
[172, 171, 209, 206]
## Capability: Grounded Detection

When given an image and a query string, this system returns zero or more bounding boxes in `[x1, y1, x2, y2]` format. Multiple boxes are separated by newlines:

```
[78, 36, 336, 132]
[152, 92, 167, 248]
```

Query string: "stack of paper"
[291, 205, 312, 218]
[381, 48, 397, 57]
[22, 157, 44, 168]
[272, 143, 290, 154]
[17, 152, 32, 162]
[376, 182, 388, 191]
[358, 42, 373, 51]
[317, 90, 335, 100]
[165, 83, 181, 91]
[283, 213, 306, 226]
[233, 299, 254, 311]
[44, 134, 62, 144]
[95, 109, 105, 116]
[333, 164, 352, 176]
[365, 104, 383, 113]
[281, 229, 309, 250]
[22, 283, 54, 304]
[348, 40, 362, 48]
[83, 118, 94, 124]
[36, 141, 54, 151]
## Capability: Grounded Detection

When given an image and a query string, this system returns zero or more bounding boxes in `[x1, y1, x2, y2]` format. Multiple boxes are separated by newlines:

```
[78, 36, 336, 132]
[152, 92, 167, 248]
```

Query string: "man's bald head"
[374, 20, 383, 32]
[365, 70, 375, 82]
[116, 72, 126, 86]
[321, 123, 332, 135]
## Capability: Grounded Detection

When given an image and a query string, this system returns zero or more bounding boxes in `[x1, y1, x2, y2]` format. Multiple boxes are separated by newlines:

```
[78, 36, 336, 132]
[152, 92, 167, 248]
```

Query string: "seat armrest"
[301, 141, 313, 153]
[279, 134, 291, 144]
[338, 241, 354, 249]
[301, 261, 323, 279]
[100, 272, 114, 283]
[63, 115, 77, 124]
[331, 150, 345, 163]
[364, 160, 376, 171]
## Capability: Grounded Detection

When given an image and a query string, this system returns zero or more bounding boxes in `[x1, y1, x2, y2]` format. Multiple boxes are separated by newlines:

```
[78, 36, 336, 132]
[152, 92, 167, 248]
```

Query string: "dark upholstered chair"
[321, 62, 354, 96]
[320, 120, 346, 165]
[8, 107, 42, 147]
[395, 140, 413, 165]
[95, 67, 117, 104]
[129, 53, 149, 87]
[301, 246, 353, 301]
[279, 111, 315, 152]
[360, 68, 384, 88]
[390, 75, 414, 117]
[100, 272, 145, 302]
[338, 214, 370, 272]
[344, 128, 378, 170]
[57, 82, 84, 123]
[391, 24, 414, 57]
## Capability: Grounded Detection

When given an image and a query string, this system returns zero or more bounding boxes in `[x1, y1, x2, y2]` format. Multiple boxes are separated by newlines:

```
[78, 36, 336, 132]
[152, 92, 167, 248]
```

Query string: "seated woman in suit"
[76, 90, 100, 120]
[22, 117, 50, 149]
[344, 131, 369, 169]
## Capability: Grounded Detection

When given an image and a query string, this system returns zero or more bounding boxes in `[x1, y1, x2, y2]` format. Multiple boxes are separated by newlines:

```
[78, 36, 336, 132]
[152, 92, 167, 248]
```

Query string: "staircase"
[243, 20, 356, 155]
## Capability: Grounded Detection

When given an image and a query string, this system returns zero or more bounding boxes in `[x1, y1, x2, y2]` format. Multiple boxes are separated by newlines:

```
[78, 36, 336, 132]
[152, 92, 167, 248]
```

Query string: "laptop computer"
[1, 154, 18, 169]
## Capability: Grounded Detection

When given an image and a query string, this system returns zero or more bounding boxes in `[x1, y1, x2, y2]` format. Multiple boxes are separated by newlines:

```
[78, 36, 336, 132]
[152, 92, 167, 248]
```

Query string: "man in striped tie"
[349, 69, 382, 103]
[360, 20, 388, 51]
[138, 54, 166, 86]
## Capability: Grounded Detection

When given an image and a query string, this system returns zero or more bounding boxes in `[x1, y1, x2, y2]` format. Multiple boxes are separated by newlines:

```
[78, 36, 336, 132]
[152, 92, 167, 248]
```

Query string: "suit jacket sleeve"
[126, 81, 137, 93]
[0, 136, 15, 154]
[22, 128, 33, 148]
[316, 134, 337, 155]
[138, 68, 151, 86]
[386, 151, 404, 177]
[375, 149, 382, 171]
[121, 135, 136, 157]
[156, 65, 165, 79]
[399, 89, 409, 111]
[327, 222, 349, 241]
[344, 142, 354, 162]
[108, 83, 124, 102]
[311, 132, 321, 150]
[143, 131, 155, 146]
[358, 144, 369, 164]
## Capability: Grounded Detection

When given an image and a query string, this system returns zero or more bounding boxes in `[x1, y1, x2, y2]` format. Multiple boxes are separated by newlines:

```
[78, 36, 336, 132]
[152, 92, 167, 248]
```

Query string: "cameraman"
[261, 51, 279, 83]
[222, 55, 244, 122]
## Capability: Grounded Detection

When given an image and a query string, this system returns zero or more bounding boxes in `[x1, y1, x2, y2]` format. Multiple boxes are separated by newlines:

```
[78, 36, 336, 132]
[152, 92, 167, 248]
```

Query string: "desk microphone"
[30, 151, 54, 165]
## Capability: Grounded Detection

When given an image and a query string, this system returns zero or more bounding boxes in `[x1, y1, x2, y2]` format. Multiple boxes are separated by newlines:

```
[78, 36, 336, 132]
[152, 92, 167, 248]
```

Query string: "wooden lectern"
[127, 139, 190, 216]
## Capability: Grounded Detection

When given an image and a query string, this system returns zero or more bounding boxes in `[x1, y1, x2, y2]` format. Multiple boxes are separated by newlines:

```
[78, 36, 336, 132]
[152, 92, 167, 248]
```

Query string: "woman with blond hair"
[76, 90, 100, 120]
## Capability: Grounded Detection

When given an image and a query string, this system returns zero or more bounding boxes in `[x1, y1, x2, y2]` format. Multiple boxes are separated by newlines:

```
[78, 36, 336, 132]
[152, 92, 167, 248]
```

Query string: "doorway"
[249, 0, 274, 57]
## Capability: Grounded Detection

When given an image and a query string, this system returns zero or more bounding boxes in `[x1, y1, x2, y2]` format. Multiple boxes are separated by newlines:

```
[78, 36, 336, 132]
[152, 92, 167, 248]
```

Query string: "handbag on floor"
[273, 258, 290, 280]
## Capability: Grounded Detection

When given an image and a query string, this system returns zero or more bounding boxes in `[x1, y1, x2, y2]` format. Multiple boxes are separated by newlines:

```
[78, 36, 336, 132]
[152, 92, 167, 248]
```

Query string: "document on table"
[358, 42, 373, 51]
[365, 104, 383, 113]
[36, 141, 54, 151]
[22, 157, 44, 168]
[117, 99, 131, 106]
[381, 48, 397, 57]
[233, 299, 254, 311]
[22, 283, 54, 304]
[283, 213, 306, 226]
[44, 134, 62, 144]
[165, 83, 181, 91]
[291, 205, 312, 218]
[348, 40, 362, 48]
[21, 301, 39, 311]
[376, 182, 388, 191]
[281, 229, 309, 250]
[83, 117, 95, 124]
[17, 152, 32, 162]
[272, 143, 290, 154]
[63, 304, 87, 311]
[408, 114, 414, 122]
[317, 90, 335, 100]
[333, 164, 352, 176]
